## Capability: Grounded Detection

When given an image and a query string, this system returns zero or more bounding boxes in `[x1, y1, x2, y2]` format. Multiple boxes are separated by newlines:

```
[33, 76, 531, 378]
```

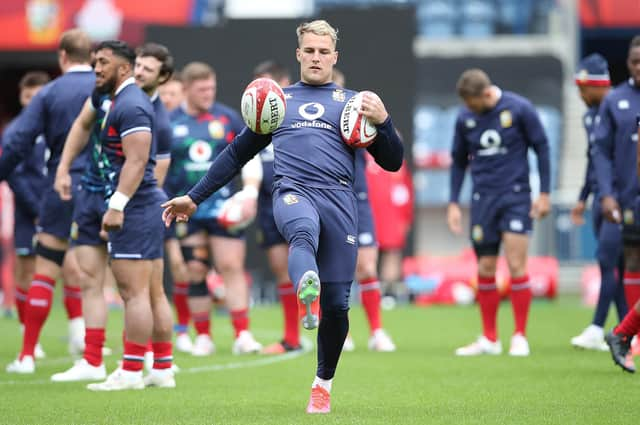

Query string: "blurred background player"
[1, 29, 95, 373]
[51, 42, 176, 386]
[1, 71, 51, 360]
[250, 60, 302, 355]
[447, 69, 551, 357]
[570, 53, 627, 351]
[161, 19, 404, 414]
[605, 118, 640, 373]
[595, 35, 640, 363]
[332, 68, 395, 352]
[164, 61, 263, 356]
[159, 72, 184, 113]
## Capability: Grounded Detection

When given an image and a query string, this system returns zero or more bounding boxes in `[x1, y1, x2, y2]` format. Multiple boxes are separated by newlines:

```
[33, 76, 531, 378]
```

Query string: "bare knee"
[478, 256, 497, 277]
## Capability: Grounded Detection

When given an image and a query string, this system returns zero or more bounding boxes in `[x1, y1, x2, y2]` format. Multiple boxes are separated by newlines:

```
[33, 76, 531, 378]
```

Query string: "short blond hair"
[456, 68, 492, 98]
[181, 62, 215, 85]
[296, 20, 338, 47]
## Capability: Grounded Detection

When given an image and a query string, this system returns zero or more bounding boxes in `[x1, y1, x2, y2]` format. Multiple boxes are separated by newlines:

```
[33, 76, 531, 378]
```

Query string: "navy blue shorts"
[185, 217, 244, 240]
[70, 187, 107, 247]
[356, 194, 377, 248]
[470, 190, 532, 256]
[36, 172, 82, 240]
[621, 196, 640, 246]
[273, 182, 358, 282]
[257, 192, 286, 248]
[107, 189, 166, 260]
[14, 205, 37, 256]
[592, 195, 623, 267]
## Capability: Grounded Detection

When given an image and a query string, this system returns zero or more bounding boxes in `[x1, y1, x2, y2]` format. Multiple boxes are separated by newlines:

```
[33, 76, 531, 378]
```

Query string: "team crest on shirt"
[283, 194, 299, 205]
[70, 221, 79, 240]
[188, 140, 213, 162]
[208, 120, 225, 139]
[624, 209, 635, 225]
[499, 110, 512, 128]
[472, 225, 483, 242]
[332, 89, 346, 102]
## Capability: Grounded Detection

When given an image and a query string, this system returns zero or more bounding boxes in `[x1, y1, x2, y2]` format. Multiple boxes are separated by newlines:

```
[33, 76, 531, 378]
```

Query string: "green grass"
[0, 297, 637, 425]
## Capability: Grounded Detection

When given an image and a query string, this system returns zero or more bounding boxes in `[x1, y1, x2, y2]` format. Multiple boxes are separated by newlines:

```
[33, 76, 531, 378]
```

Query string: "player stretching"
[597, 36, 640, 372]
[1, 71, 50, 360]
[162, 20, 403, 413]
[1, 30, 95, 373]
[51, 43, 176, 386]
[447, 69, 551, 357]
[570, 54, 628, 351]
[164, 62, 263, 355]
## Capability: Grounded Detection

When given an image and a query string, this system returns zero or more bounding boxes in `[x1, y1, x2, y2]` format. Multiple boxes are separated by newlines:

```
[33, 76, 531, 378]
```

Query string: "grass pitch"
[0, 296, 637, 425]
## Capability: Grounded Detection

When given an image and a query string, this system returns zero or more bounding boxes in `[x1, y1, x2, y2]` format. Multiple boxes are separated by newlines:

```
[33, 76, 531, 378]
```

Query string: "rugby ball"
[217, 192, 255, 233]
[241, 78, 286, 134]
[340, 92, 378, 148]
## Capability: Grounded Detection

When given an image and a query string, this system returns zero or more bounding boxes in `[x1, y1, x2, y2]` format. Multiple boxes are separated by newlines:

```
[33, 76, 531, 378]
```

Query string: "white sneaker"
[509, 333, 530, 356]
[342, 335, 355, 352]
[368, 329, 396, 352]
[175, 333, 194, 353]
[68, 317, 85, 355]
[232, 330, 262, 355]
[144, 351, 154, 372]
[6, 356, 35, 374]
[51, 359, 106, 382]
[455, 336, 502, 356]
[87, 368, 144, 391]
[191, 334, 215, 356]
[144, 369, 176, 388]
[571, 325, 608, 351]
[34, 343, 46, 360]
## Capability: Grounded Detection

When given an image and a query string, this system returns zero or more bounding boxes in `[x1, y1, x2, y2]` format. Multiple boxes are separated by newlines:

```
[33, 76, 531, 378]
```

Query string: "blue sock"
[287, 232, 318, 289]
[317, 281, 351, 380]
[614, 260, 628, 323]
[593, 263, 617, 327]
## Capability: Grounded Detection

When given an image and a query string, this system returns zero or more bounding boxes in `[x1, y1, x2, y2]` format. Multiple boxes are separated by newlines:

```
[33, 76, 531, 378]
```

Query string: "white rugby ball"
[241, 78, 286, 134]
[340, 92, 378, 148]
[217, 192, 254, 233]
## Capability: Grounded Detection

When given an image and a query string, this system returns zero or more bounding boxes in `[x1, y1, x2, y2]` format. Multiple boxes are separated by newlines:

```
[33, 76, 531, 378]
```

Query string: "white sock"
[587, 324, 604, 336]
[312, 376, 332, 393]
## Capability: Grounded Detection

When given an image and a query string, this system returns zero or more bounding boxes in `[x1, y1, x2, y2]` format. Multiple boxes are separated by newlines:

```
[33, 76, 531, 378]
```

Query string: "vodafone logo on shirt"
[298, 102, 325, 120]
[189, 140, 212, 162]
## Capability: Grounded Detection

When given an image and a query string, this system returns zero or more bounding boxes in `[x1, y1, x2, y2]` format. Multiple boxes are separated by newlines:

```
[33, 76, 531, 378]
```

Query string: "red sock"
[510, 275, 532, 336]
[63, 285, 83, 320]
[477, 275, 500, 342]
[192, 311, 210, 336]
[278, 282, 300, 347]
[122, 340, 146, 372]
[230, 309, 249, 337]
[15, 287, 28, 325]
[173, 282, 190, 333]
[21, 274, 56, 359]
[83, 328, 105, 366]
[615, 309, 640, 336]
[152, 341, 173, 370]
[360, 277, 382, 333]
[623, 272, 640, 310]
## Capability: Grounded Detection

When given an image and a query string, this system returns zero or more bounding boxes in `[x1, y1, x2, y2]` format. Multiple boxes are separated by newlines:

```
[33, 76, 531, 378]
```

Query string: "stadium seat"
[416, 1, 456, 38]
[460, 0, 495, 38]
[496, 0, 533, 34]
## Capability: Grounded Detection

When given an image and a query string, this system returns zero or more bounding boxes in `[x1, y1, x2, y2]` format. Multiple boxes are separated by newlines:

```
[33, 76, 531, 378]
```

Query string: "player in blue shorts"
[570, 54, 628, 351]
[164, 61, 263, 356]
[51, 43, 176, 386]
[1, 71, 50, 360]
[1, 30, 95, 373]
[447, 69, 551, 357]
[162, 20, 403, 413]
[595, 36, 640, 371]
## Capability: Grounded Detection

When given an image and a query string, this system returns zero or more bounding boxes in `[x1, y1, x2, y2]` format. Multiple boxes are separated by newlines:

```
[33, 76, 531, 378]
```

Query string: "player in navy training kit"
[51, 43, 176, 386]
[597, 36, 640, 372]
[2, 30, 95, 374]
[159, 73, 184, 113]
[570, 54, 628, 351]
[447, 69, 551, 357]
[1, 71, 50, 360]
[164, 61, 263, 356]
[162, 20, 403, 413]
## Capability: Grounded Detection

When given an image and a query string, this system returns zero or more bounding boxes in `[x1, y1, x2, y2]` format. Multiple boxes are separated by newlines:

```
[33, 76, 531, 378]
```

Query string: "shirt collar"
[149, 90, 159, 103]
[115, 77, 136, 96]
[66, 64, 93, 73]
[492, 85, 503, 101]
